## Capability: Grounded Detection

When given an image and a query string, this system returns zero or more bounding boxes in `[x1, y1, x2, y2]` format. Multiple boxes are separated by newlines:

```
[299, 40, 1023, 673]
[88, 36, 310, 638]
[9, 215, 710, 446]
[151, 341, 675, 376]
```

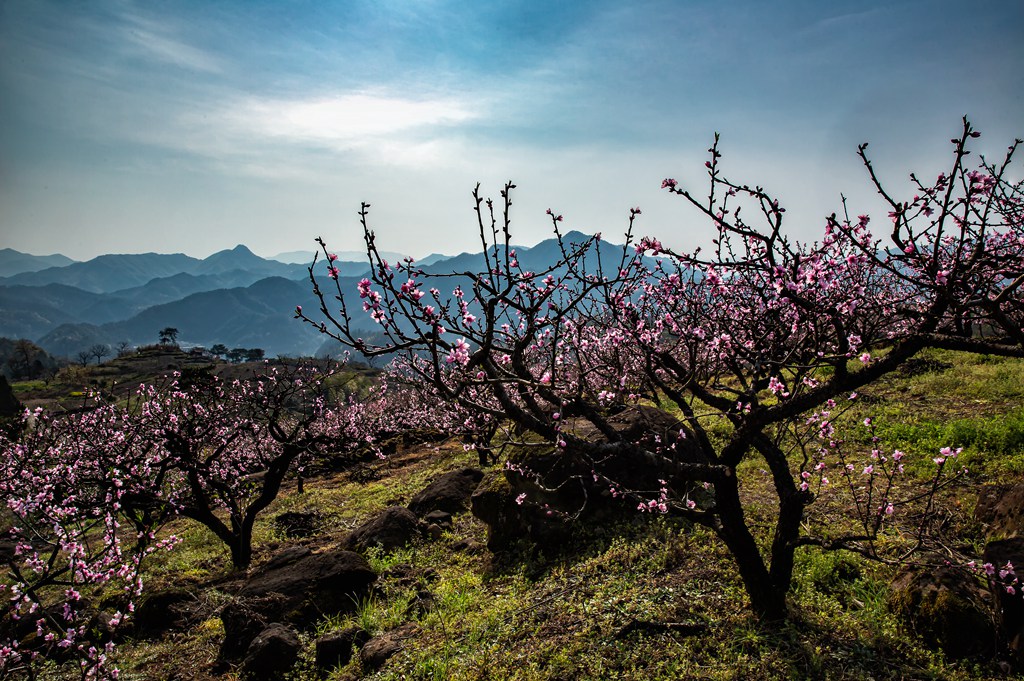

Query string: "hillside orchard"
[300, 118, 1024, 622]
[1, 119, 1021, 679]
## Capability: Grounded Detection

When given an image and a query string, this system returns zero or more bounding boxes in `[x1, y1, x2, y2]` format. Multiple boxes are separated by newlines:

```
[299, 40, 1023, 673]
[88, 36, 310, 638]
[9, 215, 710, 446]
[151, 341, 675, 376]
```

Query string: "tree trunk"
[714, 472, 789, 622]
[230, 532, 252, 570]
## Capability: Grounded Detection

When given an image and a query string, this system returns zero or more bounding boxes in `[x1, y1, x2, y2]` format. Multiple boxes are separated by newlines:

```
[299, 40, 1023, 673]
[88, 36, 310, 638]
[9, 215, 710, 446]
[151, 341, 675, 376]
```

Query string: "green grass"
[830, 349, 1024, 477]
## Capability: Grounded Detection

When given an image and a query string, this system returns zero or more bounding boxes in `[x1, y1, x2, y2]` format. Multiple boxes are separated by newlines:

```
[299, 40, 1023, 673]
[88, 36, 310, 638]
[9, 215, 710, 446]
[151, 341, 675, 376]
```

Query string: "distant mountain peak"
[206, 244, 258, 260]
[560, 229, 593, 241]
[0, 248, 76, 278]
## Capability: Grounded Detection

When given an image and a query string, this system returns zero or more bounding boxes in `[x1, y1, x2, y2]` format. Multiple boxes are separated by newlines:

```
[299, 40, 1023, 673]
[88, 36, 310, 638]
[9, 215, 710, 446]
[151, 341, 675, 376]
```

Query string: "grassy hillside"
[12, 348, 1024, 680]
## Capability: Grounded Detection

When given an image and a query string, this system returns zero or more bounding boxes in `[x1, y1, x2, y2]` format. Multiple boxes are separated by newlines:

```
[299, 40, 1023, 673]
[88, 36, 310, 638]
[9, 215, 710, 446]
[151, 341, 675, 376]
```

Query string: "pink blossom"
[446, 339, 471, 366]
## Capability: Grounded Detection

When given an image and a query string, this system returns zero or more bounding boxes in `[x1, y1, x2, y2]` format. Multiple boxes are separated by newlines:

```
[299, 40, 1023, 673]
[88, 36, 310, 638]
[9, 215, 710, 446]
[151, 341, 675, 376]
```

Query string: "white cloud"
[234, 93, 476, 148]
[126, 91, 483, 174]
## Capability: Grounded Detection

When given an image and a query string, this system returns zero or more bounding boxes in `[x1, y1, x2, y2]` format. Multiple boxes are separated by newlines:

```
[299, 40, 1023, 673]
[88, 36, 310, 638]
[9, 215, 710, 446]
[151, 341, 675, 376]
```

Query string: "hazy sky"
[1, 1, 1022, 261]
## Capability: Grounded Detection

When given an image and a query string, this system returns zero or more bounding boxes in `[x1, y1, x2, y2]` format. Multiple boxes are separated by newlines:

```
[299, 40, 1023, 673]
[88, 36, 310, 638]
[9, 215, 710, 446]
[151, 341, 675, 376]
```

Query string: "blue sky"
[1, 0, 1022, 261]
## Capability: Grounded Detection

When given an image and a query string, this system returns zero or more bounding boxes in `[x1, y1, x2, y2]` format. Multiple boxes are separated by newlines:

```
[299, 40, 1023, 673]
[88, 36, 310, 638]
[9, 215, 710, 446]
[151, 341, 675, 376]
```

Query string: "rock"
[408, 468, 484, 516]
[888, 561, 994, 659]
[220, 548, 375, 659]
[240, 623, 301, 680]
[985, 538, 1024, 665]
[261, 546, 312, 571]
[471, 468, 571, 553]
[314, 626, 370, 672]
[471, 405, 707, 554]
[423, 510, 453, 526]
[344, 506, 422, 553]
[359, 622, 420, 671]
[976, 484, 1024, 540]
[88, 611, 123, 644]
[132, 587, 199, 638]
[451, 538, 485, 554]
[220, 594, 289, 661]
[426, 523, 444, 540]
[239, 548, 376, 617]
[274, 510, 323, 539]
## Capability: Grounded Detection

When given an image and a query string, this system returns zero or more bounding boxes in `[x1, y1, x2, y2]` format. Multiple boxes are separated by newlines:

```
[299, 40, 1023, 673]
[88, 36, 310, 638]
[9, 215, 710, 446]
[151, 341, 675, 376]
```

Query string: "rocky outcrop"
[408, 468, 484, 516]
[220, 547, 375, 660]
[976, 484, 1024, 540]
[984, 538, 1024, 665]
[240, 623, 301, 680]
[888, 562, 994, 659]
[471, 405, 707, 554]
[315, 626, 371, 673]
[343, 506, 422, 553]
[360, 622, 420, 671]
[132, 587, 200, 638]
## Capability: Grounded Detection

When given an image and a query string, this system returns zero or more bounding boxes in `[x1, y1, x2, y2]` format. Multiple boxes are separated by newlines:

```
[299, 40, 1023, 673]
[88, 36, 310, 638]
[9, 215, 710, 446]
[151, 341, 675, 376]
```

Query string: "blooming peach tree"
[0, 361, 382, 678]
[300, 119, 1024, 622]
[0, 403, 176, 679]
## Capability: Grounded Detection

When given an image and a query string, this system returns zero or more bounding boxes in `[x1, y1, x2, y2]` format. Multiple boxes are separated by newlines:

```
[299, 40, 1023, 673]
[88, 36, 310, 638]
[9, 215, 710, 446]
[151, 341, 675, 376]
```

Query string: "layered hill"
[2, 233, 625, 359]
[0, 248, 76, 277]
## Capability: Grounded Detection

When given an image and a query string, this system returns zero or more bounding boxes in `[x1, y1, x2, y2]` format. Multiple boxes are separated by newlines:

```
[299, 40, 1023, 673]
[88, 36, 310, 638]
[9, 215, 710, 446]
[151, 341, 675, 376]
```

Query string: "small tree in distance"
[300, 119, 1024, 622]
[89, 343, 110, 365]
[158, 327, 179, 345]
[9, 339, 42, 380]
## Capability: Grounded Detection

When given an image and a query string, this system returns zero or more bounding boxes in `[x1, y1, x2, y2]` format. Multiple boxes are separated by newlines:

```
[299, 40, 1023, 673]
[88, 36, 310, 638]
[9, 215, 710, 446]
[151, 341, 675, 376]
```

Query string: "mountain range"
[0, 248, 76, 277]
[1, 233, 623, 359]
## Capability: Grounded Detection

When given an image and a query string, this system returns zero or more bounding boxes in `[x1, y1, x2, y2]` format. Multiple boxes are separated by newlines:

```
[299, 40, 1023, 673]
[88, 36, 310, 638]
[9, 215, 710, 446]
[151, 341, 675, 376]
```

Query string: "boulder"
[984, 538, 1024, 665]
[360, 622, 420, 671]
[408, 468, 484, 516]
[240, 623, 301, 680]
[260, 545, 312, 571]
[131, 587, 200, 638]
[344, 506, 422, 553]
[471, 468, 572, 554]
[471, 405, 708, 554]
[423, 510, 453, 527]
[976, 484, 1024, 540]
[315, 626, 370, 673]
[220, 594, 289, 661]
[220, 548, 375, 659]
[888, 562, 994, 659]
